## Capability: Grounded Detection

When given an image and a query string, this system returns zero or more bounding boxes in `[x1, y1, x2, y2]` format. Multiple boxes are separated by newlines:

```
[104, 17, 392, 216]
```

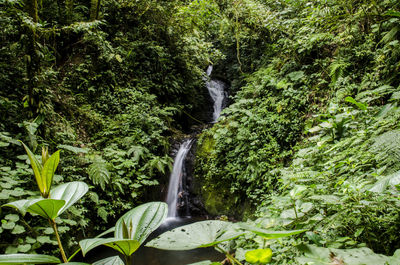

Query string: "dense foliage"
[0, 0, 215, 256]
[195, 0, 400, 263]
[1, 0, 400, 264]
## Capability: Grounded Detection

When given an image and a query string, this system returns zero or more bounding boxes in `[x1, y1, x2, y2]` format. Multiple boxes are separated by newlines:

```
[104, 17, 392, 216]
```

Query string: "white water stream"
[166, 139, 193, 218]
[206, 65, 227, 122]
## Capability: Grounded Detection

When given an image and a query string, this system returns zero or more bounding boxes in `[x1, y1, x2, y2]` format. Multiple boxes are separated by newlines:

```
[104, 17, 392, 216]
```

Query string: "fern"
[329, 60, 348, 84]
[127, 145, 148, 163]
[379, 26, 399, 45]
[370, 130, 400, 173]
[87, 156, 110, 191]
[57, 144, 88, 154]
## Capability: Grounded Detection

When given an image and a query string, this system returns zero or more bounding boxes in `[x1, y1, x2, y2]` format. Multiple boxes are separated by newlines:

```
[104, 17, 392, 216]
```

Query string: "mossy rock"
[196, 131, 215, 159]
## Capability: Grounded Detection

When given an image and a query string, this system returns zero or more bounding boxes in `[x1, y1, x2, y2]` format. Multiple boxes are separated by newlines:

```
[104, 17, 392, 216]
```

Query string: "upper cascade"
[205, 65, 228, 123]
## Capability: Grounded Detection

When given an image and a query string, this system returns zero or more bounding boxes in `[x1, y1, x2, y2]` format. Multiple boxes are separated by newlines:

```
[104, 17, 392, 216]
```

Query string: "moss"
[201, 183, 238, 216]
[194, 131, 243, 217]
[196, 130, 216, 159]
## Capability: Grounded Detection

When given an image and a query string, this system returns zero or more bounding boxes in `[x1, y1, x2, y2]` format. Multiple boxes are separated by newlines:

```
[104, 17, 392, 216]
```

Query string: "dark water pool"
[82, 217, 224, 265]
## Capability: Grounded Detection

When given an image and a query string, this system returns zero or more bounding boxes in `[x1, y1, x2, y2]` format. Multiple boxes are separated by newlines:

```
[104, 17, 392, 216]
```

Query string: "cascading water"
[206, 65, 227, 122]
[131, 65, 228, 264]
[166, 139, 193, 218]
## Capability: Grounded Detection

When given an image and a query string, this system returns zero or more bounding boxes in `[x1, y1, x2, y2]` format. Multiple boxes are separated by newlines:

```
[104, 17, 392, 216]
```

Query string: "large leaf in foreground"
[297, 244, 400, 265]
[93, 255, 125, 265]
[41, 150, 60, 195]
[146, 220, 245, 250]
[79, 238, 140, 256]
[27, 199, 65, 219]
[4, 198, 65, 220]
[187, 261, 221, 265]
[115, 201, 167, 243]
[238, 223, 306, 239]
[0, 254, 60, 264]
[3, 199, 40, 215]
[50, 181, 89, 215]
[20, 142, 47, 196]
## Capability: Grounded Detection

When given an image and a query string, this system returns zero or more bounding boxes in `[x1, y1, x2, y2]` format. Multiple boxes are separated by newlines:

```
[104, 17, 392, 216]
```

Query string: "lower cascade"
[166, 139, 194, 218]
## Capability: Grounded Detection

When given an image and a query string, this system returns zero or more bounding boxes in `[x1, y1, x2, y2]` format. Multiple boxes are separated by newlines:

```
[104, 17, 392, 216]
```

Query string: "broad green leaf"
[238, 223, 306, 239]
[4, 198, 43, 215]
[384, 10, 400, 18]
[104, 240, 141, 256]
[187, 261, 221, 265]
[57, 144, 88, 154]
[5, 214, 19, 222]
[0, 254, 60, 264]
[20, 142, 44, 195]
[97, 227, 115, 238]
[58, 262, 90, 265]
[93, 256, 124, 265]
[50, 181, 89, 215]
[17, 244, 31, 253]
[27, 199, 65, 219]
[115, 201, 167, 243]
[79, 238, 140, 256]
[345, 96, 367, 111]
[297, 244, 400, 265]
[369, 171, 400, 193]
[146, 220, 245, 250]
[290, 185, 307, 199]
[11, 225, 25, 234]
[41, 150, 60, 196]
[245, 249, 272, 264]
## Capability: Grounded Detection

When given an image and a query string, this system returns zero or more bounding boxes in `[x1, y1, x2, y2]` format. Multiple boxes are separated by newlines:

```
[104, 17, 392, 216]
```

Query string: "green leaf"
[57, 144, 88, 154]
[17, 244, 31, 253]
[238, 223, 306, 239]
[37, 236, 54, 244]
[41, 150, 60, 196]
[345, 96, 367, 111]
[79, 238, 140, 257]
[0, 254, 60, 264]
[11, 225, 25, 234]
[297, 244, 400, 265]
[3, 199, 36, 215]
[146, 220, 245, 250]
[186, 261, 221, 265]
[115, 201, 167, 243]
[27, 199, 66, 219]
[59, 263, 91, 265]
[5, 214, 19, 222]
[290, 185, 307, 199]
[50, 181, 89, 215]
[384, 10, 400, 17]
[2, 221, 15, 230]
[20, 142, 44, 195]
[93, 256, 125, 265]
[245, 249, 272, 264]
[4, 198, 65, 219]
[369, 171, 400, 193]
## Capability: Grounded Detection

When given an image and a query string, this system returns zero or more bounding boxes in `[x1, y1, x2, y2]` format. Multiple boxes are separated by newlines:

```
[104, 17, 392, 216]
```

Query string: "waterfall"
[206, 65, 227, 122]
[166, 139, 193, 218]
[165, 65, 228, 219]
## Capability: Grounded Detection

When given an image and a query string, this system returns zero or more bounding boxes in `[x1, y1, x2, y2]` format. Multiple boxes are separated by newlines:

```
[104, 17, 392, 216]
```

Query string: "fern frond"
[127, 145, 148, 163]
[329, 60, 348, 84]
[380, 26, 399, 45]
[370, 130, 400, 172]
[87, 156, 110, 191]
